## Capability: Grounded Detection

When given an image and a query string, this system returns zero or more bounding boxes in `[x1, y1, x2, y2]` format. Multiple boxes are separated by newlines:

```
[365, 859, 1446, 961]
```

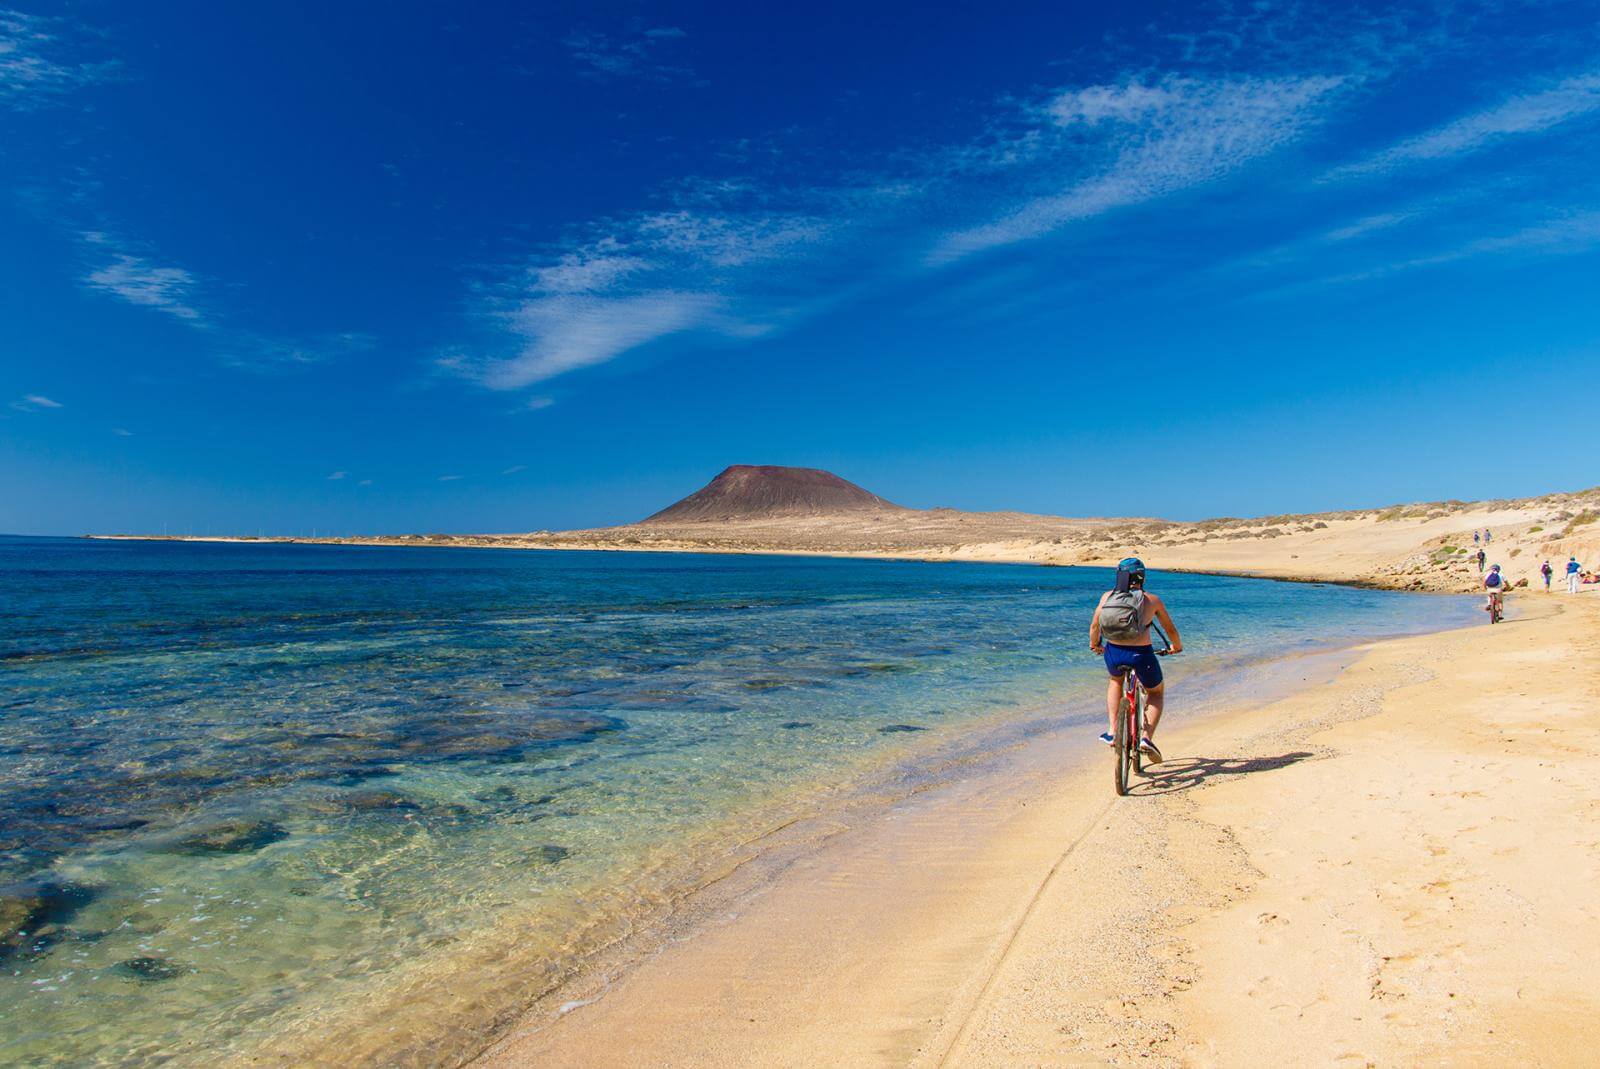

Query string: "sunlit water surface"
[0, 537, 1477, 1065]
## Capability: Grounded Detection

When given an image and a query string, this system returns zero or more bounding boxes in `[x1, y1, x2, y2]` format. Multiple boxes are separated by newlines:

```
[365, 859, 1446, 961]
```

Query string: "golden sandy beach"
[470, 587, 1600, 1068]
[89, 480, 1600, 1066]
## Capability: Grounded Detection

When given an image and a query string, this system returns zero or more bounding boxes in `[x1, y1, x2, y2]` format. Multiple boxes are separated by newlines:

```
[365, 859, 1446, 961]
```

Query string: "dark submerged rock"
[341, 790, 419, 812]
[741, 678, 790, 690]
[535, 845, 571, 865]
[877, 724, 927, 733]
[114, 956, 186, 982]
[0, 878, 98, 961]
[167, 819, 288, 856]
[779, 721, 814, 730]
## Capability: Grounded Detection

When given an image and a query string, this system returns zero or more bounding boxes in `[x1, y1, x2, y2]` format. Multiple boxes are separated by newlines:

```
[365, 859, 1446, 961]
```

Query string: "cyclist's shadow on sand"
[1130, 751, 1316, 795]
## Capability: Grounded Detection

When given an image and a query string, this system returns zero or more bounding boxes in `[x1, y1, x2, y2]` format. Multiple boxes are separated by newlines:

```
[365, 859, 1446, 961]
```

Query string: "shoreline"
[80, 481, 1600, 598]
[235, 588, 1462, 1068]
[473, 589, 1600, 1068]
[78, 532, 1465, 595]
[453, 610, 1479, 1068]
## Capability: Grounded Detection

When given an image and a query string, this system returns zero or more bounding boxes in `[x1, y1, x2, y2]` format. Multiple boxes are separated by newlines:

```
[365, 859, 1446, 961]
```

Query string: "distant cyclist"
[1089, 558, 1183, 763]
[1483, 563, 1507, 614]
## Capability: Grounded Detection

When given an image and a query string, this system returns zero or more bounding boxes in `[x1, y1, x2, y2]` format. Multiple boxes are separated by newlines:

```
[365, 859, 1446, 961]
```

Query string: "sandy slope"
[475, 590, 1600, 1068]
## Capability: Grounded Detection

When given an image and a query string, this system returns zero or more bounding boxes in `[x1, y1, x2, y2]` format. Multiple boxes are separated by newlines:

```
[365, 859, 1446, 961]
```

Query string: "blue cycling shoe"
[1098, 731, 1114, 746]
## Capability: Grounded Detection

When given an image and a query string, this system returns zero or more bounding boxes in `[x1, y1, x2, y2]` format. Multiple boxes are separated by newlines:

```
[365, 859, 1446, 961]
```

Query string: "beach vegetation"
[1561, 510, 1598, 537]
[1527, 526, 1543, 533]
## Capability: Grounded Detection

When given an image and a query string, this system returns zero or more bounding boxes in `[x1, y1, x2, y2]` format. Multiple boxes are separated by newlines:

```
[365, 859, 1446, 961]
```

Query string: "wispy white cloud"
[563, 24, 692, 82]
[529, 245, 649, 294]
[75, 232, 374, 368]
[1253, 208, 1600, 297]
[1327, 71, 1600, 180]
[438, 474, 463, 482]
[1323, 210, 1417, 242]
[358, 478, 373, 486]
[10, 394, 62, 411]
[457, 193, 830, 390]
[112, 427, 132, 436]
[0, 9, 111, 106]
[327, 470, 347, 480]
[931, 76, 1344, 263]
[1386, 208, 1600, 272]
[84, 248, 202, 321]
[486, 290, 721, 388]
[633, 211, 830, 267]
[446, 2, 1591, 398]
[501, 464, 527, 474]
[451, 69, 1350, 392]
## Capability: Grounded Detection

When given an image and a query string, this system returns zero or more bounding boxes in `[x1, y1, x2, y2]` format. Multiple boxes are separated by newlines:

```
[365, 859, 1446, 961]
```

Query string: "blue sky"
[3, 1, 1598, 535]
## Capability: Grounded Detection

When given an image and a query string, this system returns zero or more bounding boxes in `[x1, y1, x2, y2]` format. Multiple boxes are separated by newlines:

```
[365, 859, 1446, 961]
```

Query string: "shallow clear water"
[0, 536, 1477, 1065]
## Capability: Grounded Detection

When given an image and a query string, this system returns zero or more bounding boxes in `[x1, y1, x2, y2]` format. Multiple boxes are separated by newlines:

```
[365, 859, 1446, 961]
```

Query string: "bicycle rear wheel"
[1113, 675, 1131, 796]
[1132, 684, 1145, 776]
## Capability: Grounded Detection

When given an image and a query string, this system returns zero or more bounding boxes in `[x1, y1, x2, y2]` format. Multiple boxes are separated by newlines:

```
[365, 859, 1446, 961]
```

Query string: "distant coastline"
[85, 477, 1600, 596]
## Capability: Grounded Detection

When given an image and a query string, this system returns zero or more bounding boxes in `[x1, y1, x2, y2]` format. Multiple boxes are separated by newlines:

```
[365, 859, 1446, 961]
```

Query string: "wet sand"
[475, 589, 1600, 1067]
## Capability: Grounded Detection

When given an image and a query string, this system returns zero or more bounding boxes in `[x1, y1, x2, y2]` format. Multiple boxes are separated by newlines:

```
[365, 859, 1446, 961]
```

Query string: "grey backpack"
[1099, 590, 1147, 643]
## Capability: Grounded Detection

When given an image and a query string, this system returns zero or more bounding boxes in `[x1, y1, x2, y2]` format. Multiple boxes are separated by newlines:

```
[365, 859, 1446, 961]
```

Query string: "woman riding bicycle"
[1089, 558, 1183, 763]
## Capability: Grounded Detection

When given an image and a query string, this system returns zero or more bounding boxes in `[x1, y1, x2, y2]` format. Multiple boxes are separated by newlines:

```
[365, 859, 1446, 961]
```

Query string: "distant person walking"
[1484, 529, 1492, 545]
[1542, 560, 1554, 590]
[1474, 530, 1481, 545]
[1567, 556, 1582, 593]
[1476, 548, 1487, 573]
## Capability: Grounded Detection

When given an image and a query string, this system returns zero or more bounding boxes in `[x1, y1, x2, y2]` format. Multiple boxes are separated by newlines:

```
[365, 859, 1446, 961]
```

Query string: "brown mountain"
[640, 465, 906, 524]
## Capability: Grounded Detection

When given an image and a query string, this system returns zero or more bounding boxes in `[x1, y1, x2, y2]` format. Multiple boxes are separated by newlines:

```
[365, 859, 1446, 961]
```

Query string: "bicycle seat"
[1110, 665, 1135, 676]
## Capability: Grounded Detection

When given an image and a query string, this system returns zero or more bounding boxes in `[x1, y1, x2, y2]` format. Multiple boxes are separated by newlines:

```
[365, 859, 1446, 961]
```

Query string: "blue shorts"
[1103, 642, 1163, 688]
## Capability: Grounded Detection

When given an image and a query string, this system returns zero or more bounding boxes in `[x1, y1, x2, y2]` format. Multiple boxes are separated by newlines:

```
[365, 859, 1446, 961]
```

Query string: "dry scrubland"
[129, 485, 1600, 594]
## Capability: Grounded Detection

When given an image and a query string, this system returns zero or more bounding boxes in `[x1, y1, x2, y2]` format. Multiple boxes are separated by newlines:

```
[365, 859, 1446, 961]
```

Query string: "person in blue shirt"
[1567, 556, 1583, 594]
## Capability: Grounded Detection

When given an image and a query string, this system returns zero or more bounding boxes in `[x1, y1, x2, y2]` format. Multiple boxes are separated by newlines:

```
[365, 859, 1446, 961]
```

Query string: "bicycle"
[1486, 589, 1504, 624]
[1112, 623, 1174, 797]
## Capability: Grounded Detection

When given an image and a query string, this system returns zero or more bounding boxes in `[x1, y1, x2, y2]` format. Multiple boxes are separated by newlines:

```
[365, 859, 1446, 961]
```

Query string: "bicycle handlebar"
[1151, 622, 1175, 656]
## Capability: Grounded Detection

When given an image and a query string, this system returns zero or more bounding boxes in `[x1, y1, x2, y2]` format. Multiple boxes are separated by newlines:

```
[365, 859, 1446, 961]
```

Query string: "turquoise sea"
[0, 536, 1477, 1066]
